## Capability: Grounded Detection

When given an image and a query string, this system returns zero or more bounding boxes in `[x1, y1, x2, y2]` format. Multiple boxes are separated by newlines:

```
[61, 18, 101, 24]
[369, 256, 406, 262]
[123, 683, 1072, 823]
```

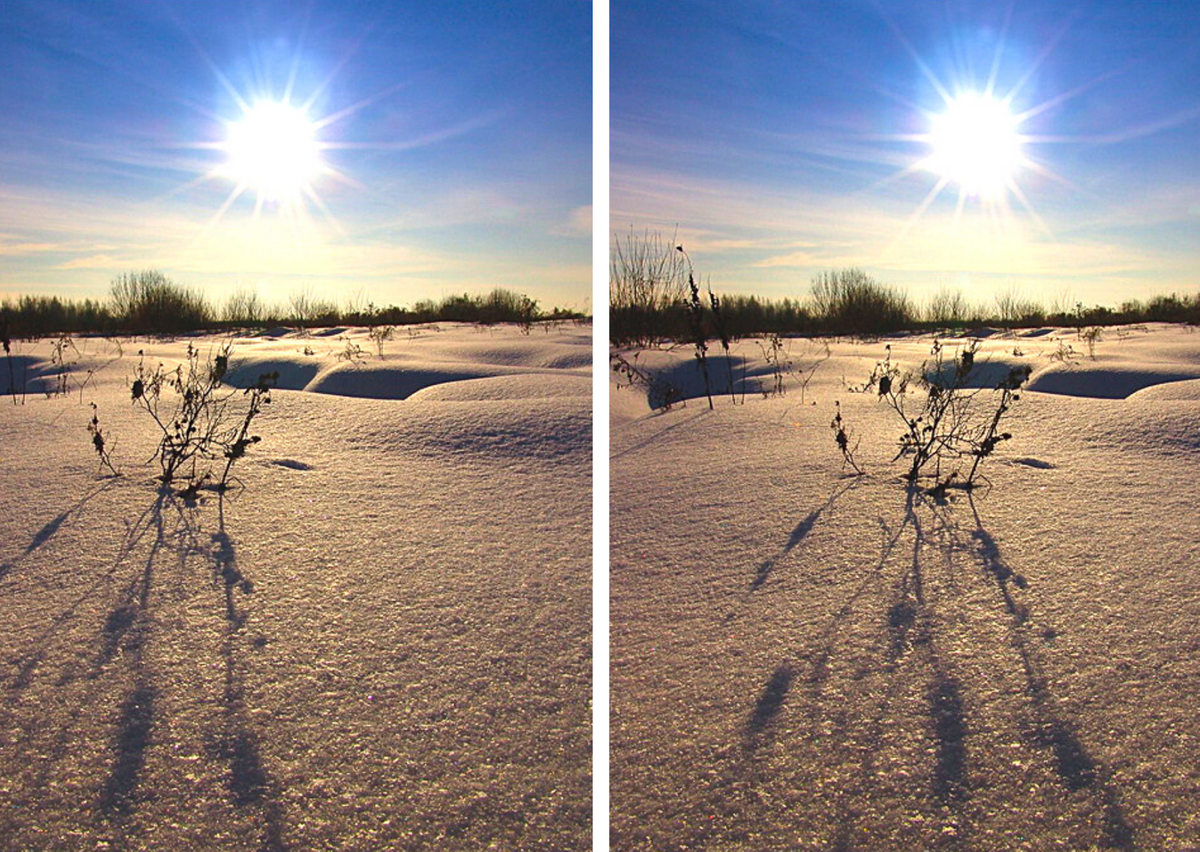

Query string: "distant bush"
[1144, 293, 1200, 324]
[810, 268, 914, 335]
[0, 295, 114, 336]
[111, 270, 211, 333]
[287, 289, 340, 325]
[716, 295, 810, 337]
[924, 289, 984, 327]
[222, 288, 268, 326]
[1, 274, 570, 337]
[610, 228, 689, 346]
[608, 242, 1199, 345]
[994, 287, 1045, 327]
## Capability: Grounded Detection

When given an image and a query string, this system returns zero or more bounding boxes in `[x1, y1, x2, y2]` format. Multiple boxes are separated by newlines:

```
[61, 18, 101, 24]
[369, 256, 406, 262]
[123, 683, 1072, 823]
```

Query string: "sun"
[926, 92, 1023, 201]
[221, 101, 322, 203]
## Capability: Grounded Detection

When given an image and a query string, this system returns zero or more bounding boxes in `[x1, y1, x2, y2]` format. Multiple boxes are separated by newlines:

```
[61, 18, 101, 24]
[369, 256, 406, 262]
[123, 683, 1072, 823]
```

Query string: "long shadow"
[967, 493, 1134, 849]
[750, 477, 861, 591]
[99, 685, 156, 816]
[729, 486, 1140, 847]
[747, 665, 794, 736]
[739, 489, 970, 849]
[0, 478, 118, 582]
[3, 485, 288, 848]
[95, 488, 198, 821]
[10, 487, 186, 824]
[610, 409, 711, 461]
[9, 491, 166, 692]
[208, 491, 288, 852]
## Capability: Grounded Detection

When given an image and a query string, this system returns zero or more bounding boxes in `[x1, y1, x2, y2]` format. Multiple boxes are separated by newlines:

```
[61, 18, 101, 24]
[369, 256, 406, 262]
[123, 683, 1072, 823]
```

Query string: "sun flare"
[222, 101, 321, 202]
[926, 92, 1023, 200]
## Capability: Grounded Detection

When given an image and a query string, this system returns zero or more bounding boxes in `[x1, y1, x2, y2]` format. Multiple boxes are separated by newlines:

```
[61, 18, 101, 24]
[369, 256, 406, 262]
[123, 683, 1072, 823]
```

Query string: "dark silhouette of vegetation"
[609, 228, 689, 347]
[130, 343, 277, 491]
[111, 270, 211, 333]
[830, 401, 863, 476]
[0, 271, 581, 338]
[88, 403, 120, 476]
[680, 247, 715, 410]
[610, 230, 1200, 344]
[810, 268, 912, 335]
[858, 341, 1031, 489]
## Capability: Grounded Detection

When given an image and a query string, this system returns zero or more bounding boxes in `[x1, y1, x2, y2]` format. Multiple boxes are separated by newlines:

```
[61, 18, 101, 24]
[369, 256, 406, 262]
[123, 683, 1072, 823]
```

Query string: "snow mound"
[1126, 378, 1200, 401]
[1027, 363, 1200, 399]
[0, 322, 592, 851]
[226, 354, 322, 390]
[305, 361, 527, 400]
[347, 399, 590, 461]
[407, 373, 590, 402]
[217, 323, 590, 402]
[426, 338, 592, 371]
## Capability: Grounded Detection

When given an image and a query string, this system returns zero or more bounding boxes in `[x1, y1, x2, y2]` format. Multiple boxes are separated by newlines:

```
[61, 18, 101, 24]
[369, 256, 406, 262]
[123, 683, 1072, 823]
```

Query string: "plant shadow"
[735, 487, 1134, 848]
[751, 478, 860, 591]
[3, 486, 287, 848]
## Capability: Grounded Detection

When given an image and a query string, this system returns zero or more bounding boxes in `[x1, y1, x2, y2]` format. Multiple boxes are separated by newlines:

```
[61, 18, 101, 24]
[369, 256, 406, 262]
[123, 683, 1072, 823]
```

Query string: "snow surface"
[0, 321, 591, 850]
[611, 324, 1200, 850]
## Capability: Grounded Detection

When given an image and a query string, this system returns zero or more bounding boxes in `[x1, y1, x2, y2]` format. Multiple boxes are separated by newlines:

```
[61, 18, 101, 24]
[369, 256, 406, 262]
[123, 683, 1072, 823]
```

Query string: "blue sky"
[0, 0, 591, 311]
[612, 0, 1200, 308]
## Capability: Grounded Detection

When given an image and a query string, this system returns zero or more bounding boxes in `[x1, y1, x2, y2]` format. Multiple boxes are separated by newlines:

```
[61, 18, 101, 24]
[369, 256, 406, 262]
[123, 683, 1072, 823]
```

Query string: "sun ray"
[1013, 59, 1140, 126]
[1006, 177, 1052, 238]
[319, 164, 369, 193]
[874, 0, 954, 105]
[252, 190, 265, 228]
[301, 182, 344, 236]
[1018, 156, 1092, 198]
[1003, 7, 1079, 107]
[887, 174, 950, 256]
[282, 4, 313, 106]
[150, 166, 225, 204]
[984, 0, 1015, 98]
[848, 158, 933, 200]
[197, 182, 248, 240]
[296, 8, 390, 116]
[310, 80, 411, 132]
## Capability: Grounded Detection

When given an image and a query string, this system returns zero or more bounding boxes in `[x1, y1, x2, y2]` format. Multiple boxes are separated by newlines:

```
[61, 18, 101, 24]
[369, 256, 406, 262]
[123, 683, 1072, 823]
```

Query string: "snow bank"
[0, 321, 591, 851]
[611, 323, 1200, 850]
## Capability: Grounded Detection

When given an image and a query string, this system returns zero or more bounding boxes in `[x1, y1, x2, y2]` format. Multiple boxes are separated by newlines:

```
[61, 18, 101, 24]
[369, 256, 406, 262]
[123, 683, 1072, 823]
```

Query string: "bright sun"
[223, 101, 321, 202]
[926, 92, 1023, 200]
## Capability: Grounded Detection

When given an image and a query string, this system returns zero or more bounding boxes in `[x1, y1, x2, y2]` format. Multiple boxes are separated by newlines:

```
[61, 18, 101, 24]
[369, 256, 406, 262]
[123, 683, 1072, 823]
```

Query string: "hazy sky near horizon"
[612, 0, 1200, 308]
[0, 0, 591, 310]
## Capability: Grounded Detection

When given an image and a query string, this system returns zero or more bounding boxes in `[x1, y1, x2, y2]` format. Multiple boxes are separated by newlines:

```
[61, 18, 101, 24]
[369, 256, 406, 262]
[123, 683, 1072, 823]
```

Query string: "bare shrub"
[611, 351, 683, 410]
[861, 341, 1031, 489]
[610, 228, 687, 346]
[830, 401, 863, 476]
[111, 270, 210, 333]
[129, 343, 276, 490]
[223, 288, 266, 325]
[810, 268, 913, 335]
[368, 325, 394, 358]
